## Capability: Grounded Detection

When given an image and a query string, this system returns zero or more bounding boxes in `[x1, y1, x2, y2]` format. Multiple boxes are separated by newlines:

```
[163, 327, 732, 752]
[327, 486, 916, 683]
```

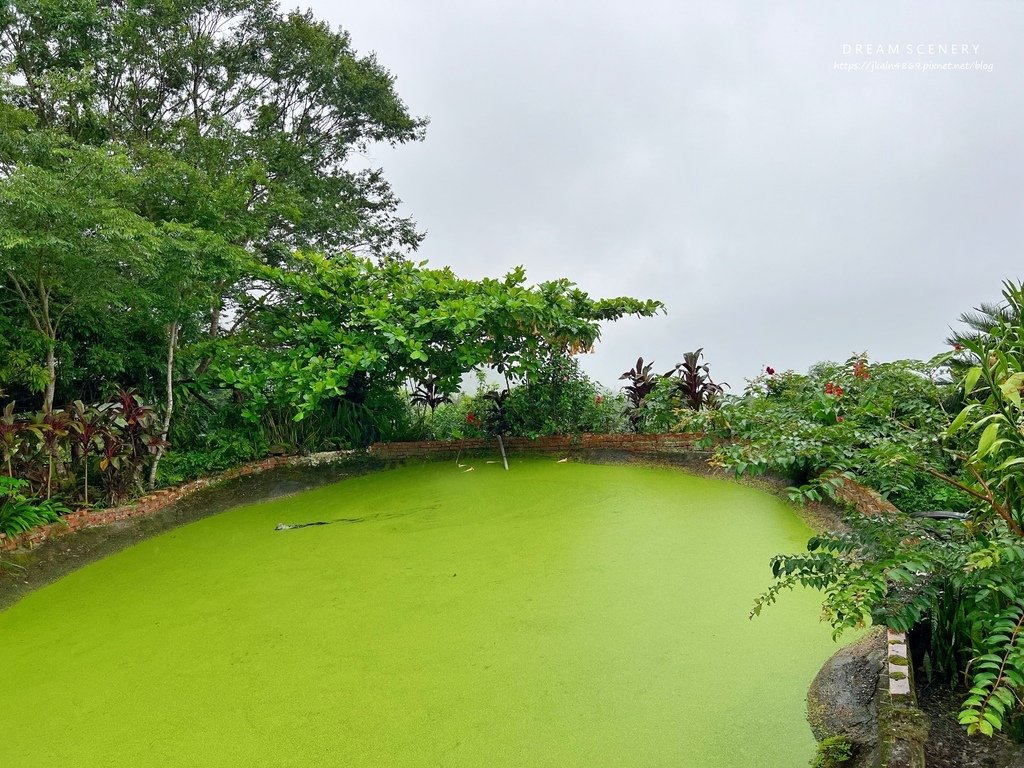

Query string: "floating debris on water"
[275, 518, 363, 531]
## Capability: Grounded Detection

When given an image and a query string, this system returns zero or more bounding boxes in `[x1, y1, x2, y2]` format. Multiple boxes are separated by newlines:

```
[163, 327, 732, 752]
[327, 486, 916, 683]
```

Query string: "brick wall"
[367, 432, 703, 460]
[830, 474, 902, 517]
[0, 435, 706, 552]
[0, 452, 354, 553]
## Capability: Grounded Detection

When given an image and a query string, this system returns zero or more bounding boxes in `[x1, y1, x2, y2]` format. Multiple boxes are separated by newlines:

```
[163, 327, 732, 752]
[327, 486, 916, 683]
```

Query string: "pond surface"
[0, 458, 841, 767]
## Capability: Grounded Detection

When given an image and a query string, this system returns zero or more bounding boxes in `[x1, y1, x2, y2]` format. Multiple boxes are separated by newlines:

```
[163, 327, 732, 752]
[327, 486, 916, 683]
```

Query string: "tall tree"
[0, 0, 426, 258]
[0, 0, 425, 413]
[0, 127, 157, 412]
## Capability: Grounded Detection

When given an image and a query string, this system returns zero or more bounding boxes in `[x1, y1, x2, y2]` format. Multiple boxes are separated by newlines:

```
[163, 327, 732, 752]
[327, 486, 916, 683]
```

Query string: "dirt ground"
[917, 681, 1024, 767]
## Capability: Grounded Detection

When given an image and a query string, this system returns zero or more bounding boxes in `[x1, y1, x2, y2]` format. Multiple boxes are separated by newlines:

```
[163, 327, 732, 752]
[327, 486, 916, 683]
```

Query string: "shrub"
[677, 355, 970, 512]
[156, 431, 264, 486]
[425, 358, 628, 440]
[0, 390, 164, 507]
[0, 476, 67, 535]
[504, 356, 626, 437]
[621, 349, 725, 433]
[755, 282, 1024, 737]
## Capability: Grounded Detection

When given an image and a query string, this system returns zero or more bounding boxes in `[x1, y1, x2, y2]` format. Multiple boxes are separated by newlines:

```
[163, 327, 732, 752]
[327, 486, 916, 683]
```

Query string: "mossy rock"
[886, 705, 930, 744]
[807, 627, 886, 768]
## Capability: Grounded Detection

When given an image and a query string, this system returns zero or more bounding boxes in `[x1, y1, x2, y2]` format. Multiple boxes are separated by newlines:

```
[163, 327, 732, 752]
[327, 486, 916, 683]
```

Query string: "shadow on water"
[0, 457, 381, 612]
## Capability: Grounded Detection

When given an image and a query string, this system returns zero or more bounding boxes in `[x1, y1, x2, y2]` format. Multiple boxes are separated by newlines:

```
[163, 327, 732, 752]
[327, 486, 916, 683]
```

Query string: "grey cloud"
[314, 0, 1024, 391]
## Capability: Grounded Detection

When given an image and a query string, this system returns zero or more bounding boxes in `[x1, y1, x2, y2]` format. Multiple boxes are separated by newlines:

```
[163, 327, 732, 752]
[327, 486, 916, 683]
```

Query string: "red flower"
[836, 416, 844, 423]
[594, 395, 604, 404]
[824, 382, 844, 398]
[466, 412, 477, 424]
[953, 343, 963, 352]
[853, 360, 870, 380]
[766, 366, 775, 376]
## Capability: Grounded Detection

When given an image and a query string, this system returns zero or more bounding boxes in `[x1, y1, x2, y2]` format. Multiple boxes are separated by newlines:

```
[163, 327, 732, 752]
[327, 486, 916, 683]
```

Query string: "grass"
[0, 458, 844, 767]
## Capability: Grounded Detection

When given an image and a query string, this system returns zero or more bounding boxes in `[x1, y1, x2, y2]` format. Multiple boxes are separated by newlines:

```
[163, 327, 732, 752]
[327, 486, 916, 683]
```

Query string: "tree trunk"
[43, 343, 56, 414]
[5, 270, 58, 413]
[148, 321, 178, 489]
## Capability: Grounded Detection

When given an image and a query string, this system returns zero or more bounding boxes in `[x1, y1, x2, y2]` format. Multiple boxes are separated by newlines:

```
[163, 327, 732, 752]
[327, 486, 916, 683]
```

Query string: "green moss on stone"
[810, 735, 854, 767]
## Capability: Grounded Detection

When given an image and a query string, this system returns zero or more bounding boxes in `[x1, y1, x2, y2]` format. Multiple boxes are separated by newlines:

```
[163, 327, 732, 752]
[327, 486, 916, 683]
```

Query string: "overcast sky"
[310, 0, 1023, 391]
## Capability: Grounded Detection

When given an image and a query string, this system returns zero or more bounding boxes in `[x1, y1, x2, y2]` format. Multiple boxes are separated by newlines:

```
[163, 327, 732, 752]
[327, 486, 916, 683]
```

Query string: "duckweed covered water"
[0, 459, 842, 767]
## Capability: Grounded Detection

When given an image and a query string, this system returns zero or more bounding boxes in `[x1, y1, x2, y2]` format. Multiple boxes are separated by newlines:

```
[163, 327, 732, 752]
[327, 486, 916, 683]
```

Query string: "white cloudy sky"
[310, 0, 1024, 390]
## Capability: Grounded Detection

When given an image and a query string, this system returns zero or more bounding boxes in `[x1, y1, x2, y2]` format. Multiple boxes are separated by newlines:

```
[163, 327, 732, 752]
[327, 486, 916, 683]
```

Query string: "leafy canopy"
[213, 254, 663, 421]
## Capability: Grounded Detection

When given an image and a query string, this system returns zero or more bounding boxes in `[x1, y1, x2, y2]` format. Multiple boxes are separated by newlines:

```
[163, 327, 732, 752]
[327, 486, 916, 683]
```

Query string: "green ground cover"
[1, 459, 843, 767]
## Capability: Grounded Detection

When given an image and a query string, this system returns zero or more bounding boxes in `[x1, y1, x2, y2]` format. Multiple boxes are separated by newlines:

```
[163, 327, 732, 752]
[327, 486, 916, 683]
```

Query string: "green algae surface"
[1, 459, 843, 767]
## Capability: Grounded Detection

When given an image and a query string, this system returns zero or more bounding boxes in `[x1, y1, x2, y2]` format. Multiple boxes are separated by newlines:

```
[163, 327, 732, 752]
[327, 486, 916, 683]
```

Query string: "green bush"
[677, 355, 969, 510]
[755, 283, 1024, 737]
[504, 355, 624, 437]
[423, 358, 628, 441]
[0, 476, 68, 535]
[156, 432, 264, 486]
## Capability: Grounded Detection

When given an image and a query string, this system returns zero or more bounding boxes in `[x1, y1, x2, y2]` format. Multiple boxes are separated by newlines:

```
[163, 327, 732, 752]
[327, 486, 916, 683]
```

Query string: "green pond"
[0, 458, 842, 767]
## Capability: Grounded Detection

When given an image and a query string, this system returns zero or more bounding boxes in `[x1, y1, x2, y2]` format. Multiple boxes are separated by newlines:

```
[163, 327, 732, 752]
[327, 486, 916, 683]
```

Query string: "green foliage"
[810, 735, 853, 767]
[504, 354, 626, 438]
[941, 281, 1024, 735]
[0, 392, 163, 507]
[753, 509, 1024, 736]
[0, 0, 427, 256]
[0, 476, 67, 535]
[214, 254, 660, 423]
[679, 355, 968, 512]
[156, 432, 263, 487]
[422, 365, 626, 442]
[423, 397, 481, 441]
[620, 350, 724, 433]
[754, 282, 1024, 737]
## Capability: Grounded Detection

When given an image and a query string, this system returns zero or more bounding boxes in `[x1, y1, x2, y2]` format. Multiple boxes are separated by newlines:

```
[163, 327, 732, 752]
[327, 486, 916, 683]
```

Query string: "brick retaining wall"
[367, 432, 703, 460]
[1, 434, 704, 553]
[0, 452, 355, 553]
[830, 474, 902, 516]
